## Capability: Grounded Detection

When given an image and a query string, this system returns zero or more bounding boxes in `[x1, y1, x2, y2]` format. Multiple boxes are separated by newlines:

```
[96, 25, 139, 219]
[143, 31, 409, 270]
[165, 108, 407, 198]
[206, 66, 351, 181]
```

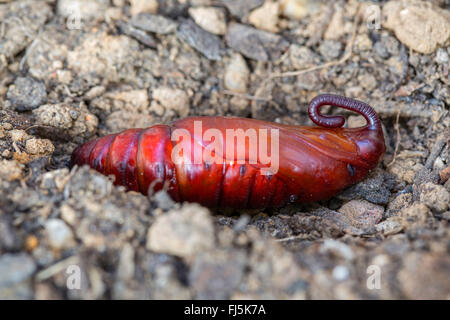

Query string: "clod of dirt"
[310, 207, 379, 236]
[398, 252, 450, 299]
[67, 33, 143, 84]
[151, 87, 190, 118]
[382, 0, 450, 54]
[188, 6, 227, 35]
[419, 182, 449, 213]
[151, 190, 176, 211]
[7, 77, 47, 111]
[397, 203, 432, 228]
[39, 168, 71, 194]
[386, 193, 413, 217]
[146, 203, 215, 258]
[62, 166, 151, 251]
[8, 129, 30, 143]
[337, 169, 393, 205]
[319, 40, 342, 61]
[338, 200, 384, 231]
[0, 0, 53, 59]
[131, 13, 177, 35]
[91, 89, 152, 134]
[288, 44, 321, 70]
[0, 159, 23, 181]
[177, 20, 224, 61]
[388, 157, 425, 184]
[25, 138, 54, 157]
[33, 103, 98, 142]
[189, 248, 246, 299]
[226, 23, 289, 61]
[241, 228, 306, 299]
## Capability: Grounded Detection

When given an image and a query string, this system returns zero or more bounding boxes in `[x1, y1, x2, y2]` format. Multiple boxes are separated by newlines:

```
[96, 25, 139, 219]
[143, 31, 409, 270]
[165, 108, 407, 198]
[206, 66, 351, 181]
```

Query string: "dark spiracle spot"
[204, 162, 211, 171]
[239, 165, 246, 176]
[155, 163, 164, 177]
[92, 157, 100, 170]
[347, 163, 355, 177]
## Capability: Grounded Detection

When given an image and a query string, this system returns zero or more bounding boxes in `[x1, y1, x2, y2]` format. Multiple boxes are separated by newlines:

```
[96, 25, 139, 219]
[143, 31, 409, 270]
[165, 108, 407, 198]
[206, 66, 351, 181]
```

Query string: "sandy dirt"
[0, 0, 448, 299]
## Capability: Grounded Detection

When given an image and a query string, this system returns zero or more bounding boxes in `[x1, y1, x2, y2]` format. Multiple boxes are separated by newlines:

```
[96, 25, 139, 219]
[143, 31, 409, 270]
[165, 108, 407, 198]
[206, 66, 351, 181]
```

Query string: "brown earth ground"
[0, 0, 449, 299]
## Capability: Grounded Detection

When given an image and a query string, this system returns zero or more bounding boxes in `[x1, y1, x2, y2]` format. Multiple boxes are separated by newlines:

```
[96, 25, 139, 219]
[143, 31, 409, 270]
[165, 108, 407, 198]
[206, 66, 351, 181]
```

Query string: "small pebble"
[398, 203, 431, 226]
[224, 54, 250, 94]
[1, 150, 11, 158]
[226, 23, 289, 61]
[332, 265, 349, 281]
[177, 20, 223, 61]
[338, 200, 384, 231]
[60, 204, 77, 226]
[320, 239, 354, 261]
[0, 253, 36, 288]
[2, 123, 13, 130]
[319, 40, 342, 61]
[383, 1, 450, 54]
[375, 217, 403, 236]
[24, 235, 39, 252]
[7, 77, 47, 111]
[435, 48, 449, 64]
[117, 20, 157, 48]
[57, 0, 107, 20]
[84, 86, 106, 101]
[131, 13, 177, 35]
[289, 44, 319, 69]
[0, 217, 21, 251]
[189, 6, 227, 35]
[25, 138, 55, 156]
[146, 203, 215, 258]
[249, 1, 279, 33]
[56, 70, 73, 84]
[152, 87, 190, 117]
[439, 166, 450, 184]
[220, 0, 263, 19]
[358, 73, 377, 91]
[0, 159, 23, 181]
[8, 129, 30, 143]
[280, 0, 322, 20]
[419, 182, 449, 213]
[323, 6, 346, 40]
[45, 219, 74, 250]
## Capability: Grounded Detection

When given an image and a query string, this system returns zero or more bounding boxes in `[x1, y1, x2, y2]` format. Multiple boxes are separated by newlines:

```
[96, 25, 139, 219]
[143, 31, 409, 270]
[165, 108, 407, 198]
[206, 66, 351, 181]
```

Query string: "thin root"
[386, 108, 401, 168]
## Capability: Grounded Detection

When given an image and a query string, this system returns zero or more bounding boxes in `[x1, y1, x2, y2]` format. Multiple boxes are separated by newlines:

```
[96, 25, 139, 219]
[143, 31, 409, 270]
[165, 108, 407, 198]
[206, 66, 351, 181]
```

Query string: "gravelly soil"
[0, 0, 448, 299]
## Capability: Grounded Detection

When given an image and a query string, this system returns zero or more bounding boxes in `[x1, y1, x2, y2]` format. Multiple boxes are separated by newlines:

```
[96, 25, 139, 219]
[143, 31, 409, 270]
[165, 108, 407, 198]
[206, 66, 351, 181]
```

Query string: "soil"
[0, 0, 448, 299]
